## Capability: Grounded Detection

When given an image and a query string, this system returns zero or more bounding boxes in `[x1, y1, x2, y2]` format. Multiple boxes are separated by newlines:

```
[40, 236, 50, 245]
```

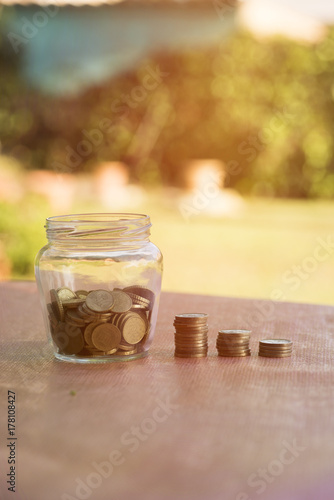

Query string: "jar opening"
[45, 213, 151, 244]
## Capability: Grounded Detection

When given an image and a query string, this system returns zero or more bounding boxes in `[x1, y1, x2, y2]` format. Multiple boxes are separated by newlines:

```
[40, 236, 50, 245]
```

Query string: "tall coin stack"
[216, 330, 251, 357]
[258, 339, 293, 358]
[174, 313, 208, 358]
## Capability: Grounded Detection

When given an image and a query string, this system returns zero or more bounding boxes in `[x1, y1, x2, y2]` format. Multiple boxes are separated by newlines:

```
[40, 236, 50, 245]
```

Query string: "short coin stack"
[216, 330, 251, 357]
[258, 339, 293, 358]
[174, 313, 208, 358]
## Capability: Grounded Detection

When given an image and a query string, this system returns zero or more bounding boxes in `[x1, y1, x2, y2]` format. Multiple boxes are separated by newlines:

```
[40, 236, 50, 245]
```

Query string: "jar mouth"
[46, 213, 149, 224]
[45, 213, 151, 243]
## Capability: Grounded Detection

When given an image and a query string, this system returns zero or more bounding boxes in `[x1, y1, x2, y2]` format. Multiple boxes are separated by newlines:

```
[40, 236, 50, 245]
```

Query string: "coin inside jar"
[84, 321, 105, 347]
[91, 324, 122, 351]
[50, 289, 65, 321]
[46, 284, 155, 359]
[57, 287, 77, 302]
[86, 290, 115, 313]
[122, 314, 147, 344]
[110, 290, 133, 313]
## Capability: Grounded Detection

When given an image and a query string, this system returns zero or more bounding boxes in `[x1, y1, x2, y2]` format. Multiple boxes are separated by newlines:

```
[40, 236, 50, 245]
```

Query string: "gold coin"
[64, 336, 85, 355]
[174, 324, 209, 330]
[174, 352, 207, 358]
[53, 323, 84, 355]
[92, 324, 121, 351]
[86, 290, 115, 313]
[217, 335, 250, 341]
[131, 304, 148, 312]
[175, 331, 208, 337]
[48, 316, 58, 329]
[258, 349, 293, 355]
[84, 322, 104, 347]
[175, 313, 208, 320]
[62, 298, 86, 308]
[218, 351, 251, 357]
[75, 290, 89, 298]
[175, 338, 208, 344]
[85, 346, 104, 353]
[174, 322, 208, 328]
[217, 341, 250, 347]
[110, 313, 125, 328]
[123, 285, 155, 305]
[174, 324, 208, 329]
[81, 303, 112, 320]
[57, 287, 77, 302]
[217, 347, 250, 353]
[175, 337, 208, 343]
[115, 349, 137, 356]
[79, 347, 97, 356]
[47, 303, 54, 315]
[85, 348, 104, 356]
[259, 351, 292, 358]
[259, 351, 292, 357]
[259, 346, 292, 352]
[174, 329, 209, 335]
[175, 341, 208, 347]
[118, 342, 136, 351]
[76, 305, 94, 320]
[126, 292, 151, 307]
[47, 304, 58, 328]
[117, 312, 134, 330]
[259, 339, 293, 348]
[217, 338, 250, 345]
[110, 290, 133, 313]
[51, 324, 67, 350]
[50, 289, 65, 321]
[104, 348, 117, 355]
[216, 337, 249, 343]
[175, 349, 208, 355]
[176, 341, 208, 346]
[219, 329, 251, 333]
[65, 309, 87, 326]
[218, 348, 251, 354]
[136, 310, 149, 327]
[122, 314, 146, 344]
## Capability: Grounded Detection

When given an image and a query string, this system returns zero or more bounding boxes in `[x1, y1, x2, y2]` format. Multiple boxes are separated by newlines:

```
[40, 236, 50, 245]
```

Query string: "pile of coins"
[258, 339, 293, 358]
[47, 286, 154, 358]
[174, 313, 208, 358]
[216, 330, 251, 357]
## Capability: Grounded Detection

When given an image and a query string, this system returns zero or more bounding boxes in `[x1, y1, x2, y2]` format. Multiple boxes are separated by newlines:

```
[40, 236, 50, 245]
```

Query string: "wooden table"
[1, 281, 334, 500]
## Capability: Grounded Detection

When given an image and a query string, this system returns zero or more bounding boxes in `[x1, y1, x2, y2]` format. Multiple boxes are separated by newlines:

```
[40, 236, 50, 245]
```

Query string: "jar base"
[54, 351, 148, 364]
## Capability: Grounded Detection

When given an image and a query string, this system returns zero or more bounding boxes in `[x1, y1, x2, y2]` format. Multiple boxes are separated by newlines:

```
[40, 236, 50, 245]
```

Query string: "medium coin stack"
[174, 313, 208, 358]
[258, 339, 293, 358]
[216, 330, 251, 357]
[47, 286, 154, 358]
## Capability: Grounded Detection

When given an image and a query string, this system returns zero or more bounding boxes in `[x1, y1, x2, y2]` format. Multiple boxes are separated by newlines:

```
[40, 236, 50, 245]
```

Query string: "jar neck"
[45, 213, 152, 248]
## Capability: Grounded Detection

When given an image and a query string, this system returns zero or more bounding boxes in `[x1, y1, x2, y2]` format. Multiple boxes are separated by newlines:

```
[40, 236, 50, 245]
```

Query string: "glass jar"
[35, 213, 163, 363]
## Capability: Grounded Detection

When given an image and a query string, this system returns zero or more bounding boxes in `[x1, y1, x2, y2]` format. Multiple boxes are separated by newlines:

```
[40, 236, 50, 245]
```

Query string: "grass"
[149, 195, 334, 305]
[2, 192, 334, 306]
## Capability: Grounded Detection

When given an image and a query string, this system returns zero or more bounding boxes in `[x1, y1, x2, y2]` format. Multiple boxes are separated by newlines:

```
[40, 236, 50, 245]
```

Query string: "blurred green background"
[0, 0, 333, 304]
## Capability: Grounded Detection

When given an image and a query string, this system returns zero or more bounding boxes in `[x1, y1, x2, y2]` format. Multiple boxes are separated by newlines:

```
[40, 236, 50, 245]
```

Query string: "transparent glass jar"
[35, 213, 163, 363]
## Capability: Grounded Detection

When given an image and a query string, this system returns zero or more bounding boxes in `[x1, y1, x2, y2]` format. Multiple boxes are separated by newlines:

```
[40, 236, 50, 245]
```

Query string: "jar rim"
[45, 213, 151, 244]
[46, 213, 150, 224]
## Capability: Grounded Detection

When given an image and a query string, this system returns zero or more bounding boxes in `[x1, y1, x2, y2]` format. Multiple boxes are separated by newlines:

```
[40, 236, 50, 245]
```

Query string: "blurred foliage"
[1, 24, 334, 197]
[0, 194, 49, 276]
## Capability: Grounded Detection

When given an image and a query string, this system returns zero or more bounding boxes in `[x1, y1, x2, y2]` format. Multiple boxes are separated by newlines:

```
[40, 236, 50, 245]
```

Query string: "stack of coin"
[174, 313, 208, 358]
[216, 330, 251, 357]
[47, 286, 154, 358]
[258, 339, 293, 358]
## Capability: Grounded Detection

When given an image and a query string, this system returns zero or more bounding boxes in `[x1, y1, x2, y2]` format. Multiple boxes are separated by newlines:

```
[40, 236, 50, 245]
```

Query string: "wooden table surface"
[1, 281, 334, 500]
